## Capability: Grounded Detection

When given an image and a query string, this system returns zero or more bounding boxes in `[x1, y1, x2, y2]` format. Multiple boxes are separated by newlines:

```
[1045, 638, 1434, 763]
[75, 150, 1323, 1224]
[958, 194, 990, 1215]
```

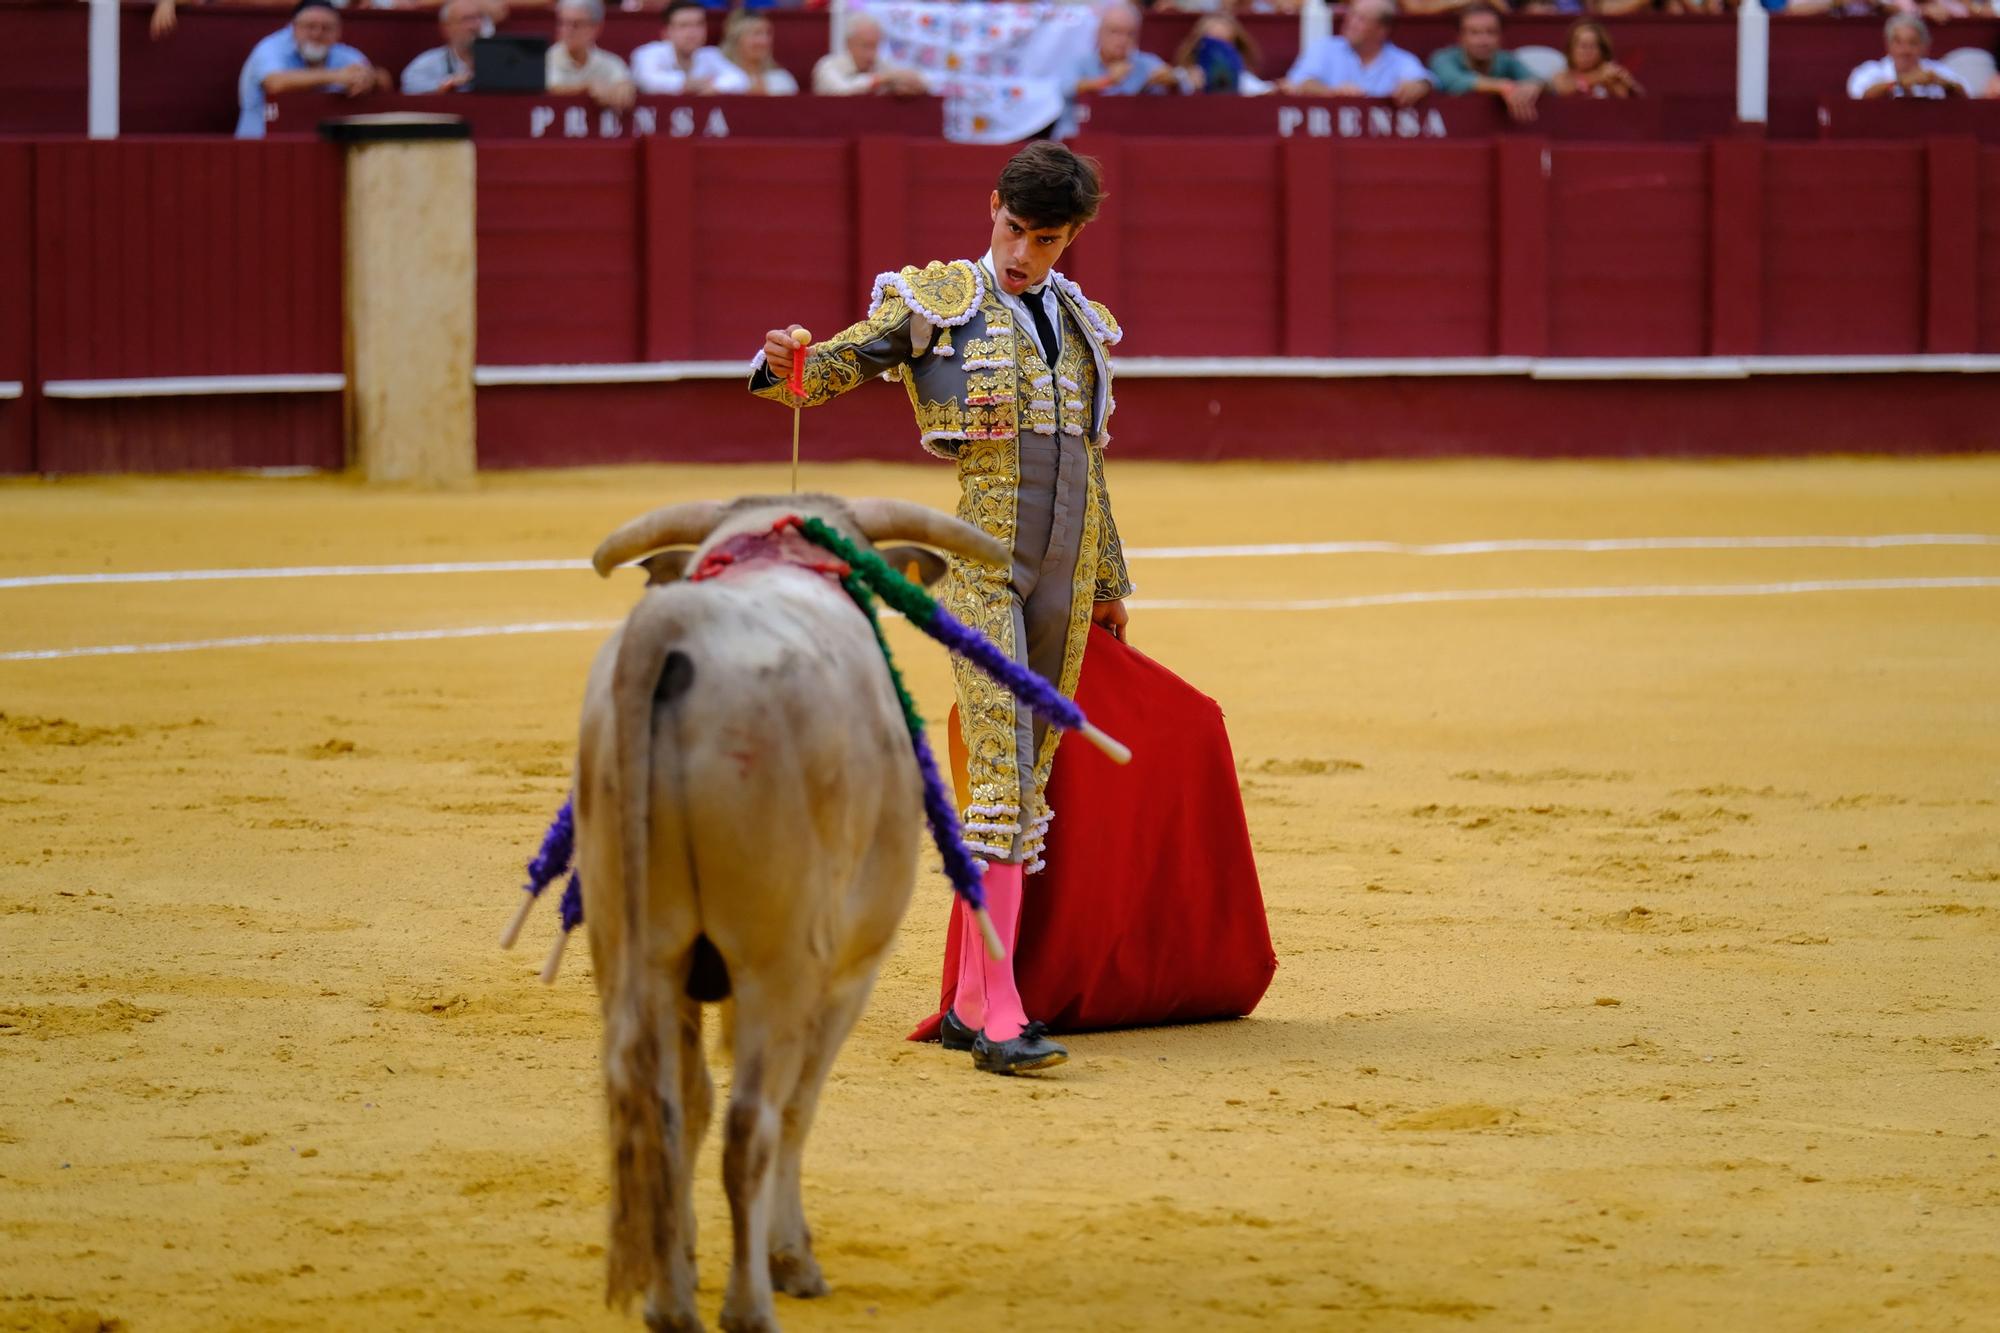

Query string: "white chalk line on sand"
[5, 576, 1996, 663]
[3, 534, 1996, 591]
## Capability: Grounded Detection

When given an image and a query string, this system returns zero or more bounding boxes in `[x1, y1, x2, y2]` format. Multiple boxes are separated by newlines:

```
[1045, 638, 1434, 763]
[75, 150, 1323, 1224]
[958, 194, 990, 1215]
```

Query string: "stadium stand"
[3, 3, 1999, 473]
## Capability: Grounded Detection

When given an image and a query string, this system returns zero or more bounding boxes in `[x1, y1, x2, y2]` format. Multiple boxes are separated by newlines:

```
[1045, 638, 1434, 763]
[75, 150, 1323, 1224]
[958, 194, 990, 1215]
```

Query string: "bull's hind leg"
[720, 993, 808, 1333]
[646, 991, 711, 1331]
[767, 975, 873, 1299]
[644, 980, 708, 1320]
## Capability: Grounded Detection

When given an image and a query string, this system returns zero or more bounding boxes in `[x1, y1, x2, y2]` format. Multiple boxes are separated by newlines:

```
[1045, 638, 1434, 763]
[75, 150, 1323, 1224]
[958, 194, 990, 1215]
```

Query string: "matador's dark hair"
[995, 141, 1104, 231]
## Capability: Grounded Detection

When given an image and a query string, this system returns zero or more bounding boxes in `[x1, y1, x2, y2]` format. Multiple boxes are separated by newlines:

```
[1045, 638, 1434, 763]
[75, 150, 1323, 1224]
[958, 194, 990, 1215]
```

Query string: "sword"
[786, 327, 812, 493]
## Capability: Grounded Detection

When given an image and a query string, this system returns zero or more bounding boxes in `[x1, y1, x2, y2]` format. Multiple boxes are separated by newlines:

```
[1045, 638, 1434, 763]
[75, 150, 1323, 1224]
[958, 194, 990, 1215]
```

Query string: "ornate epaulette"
[869, 259, 985, 329]
[1051, 273, 1122, 348]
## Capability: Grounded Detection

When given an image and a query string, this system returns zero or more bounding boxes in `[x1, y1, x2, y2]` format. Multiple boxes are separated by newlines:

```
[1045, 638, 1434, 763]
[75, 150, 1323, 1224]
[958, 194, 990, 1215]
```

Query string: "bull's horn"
[591, 501, 727, 577]
[849, 498, 1008, 569]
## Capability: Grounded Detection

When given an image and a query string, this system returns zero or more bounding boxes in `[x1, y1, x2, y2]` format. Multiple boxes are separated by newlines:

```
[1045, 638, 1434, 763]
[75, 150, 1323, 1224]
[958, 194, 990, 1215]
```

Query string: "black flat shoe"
[972, 1025, 1069, 1075]
[939, 1009, 977, 1052]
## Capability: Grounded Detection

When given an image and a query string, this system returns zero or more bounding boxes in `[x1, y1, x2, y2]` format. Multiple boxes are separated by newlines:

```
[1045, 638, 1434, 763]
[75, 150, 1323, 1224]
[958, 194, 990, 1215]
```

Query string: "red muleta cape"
[911, 628, 1276, 1038]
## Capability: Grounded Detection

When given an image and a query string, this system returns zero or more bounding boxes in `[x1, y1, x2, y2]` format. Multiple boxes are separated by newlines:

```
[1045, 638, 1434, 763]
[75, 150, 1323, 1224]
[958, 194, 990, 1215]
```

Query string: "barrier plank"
[1981, 148, 2000, 354]
[476, 141, 641, 366]
[0, 146, 33, 474]
[1709, 137, 1762, 357]
[33, 140, 342, 380]
[1926, 138, 1978, 356]
[1332, 142, 1495, 357]
[1109, 139, 1282, 357]
[1549, 145, 1708, 358]
[1496, 137, 1549, 358]
[690, 141, 854, 367]
[1762, 143, 1924, 356]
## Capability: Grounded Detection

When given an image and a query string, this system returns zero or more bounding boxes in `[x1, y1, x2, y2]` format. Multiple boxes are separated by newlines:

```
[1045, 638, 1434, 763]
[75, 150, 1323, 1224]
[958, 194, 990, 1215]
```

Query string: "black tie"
[1024, 288, 1061, 366]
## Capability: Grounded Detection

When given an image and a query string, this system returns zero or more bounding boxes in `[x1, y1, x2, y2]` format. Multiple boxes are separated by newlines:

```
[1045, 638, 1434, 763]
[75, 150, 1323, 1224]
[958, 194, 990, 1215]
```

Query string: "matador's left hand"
[1092, 598, 1129, 642]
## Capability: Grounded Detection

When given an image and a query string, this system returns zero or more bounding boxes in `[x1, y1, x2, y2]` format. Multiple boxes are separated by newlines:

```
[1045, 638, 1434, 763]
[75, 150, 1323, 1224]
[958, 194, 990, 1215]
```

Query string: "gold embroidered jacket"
[749, 259, 1132, 604]
[750, 258, 1132, 867]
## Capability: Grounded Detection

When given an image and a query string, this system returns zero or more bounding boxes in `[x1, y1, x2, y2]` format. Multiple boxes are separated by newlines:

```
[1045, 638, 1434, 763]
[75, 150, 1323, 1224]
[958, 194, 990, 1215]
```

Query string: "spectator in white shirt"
[721, 12, 799, 96]
[812, 14, 930, 96]
[1847, 15, 1967, 100]
[632, 0, 749, 96]
[400, 0, 483, 94]
[547, 0, 636, 110]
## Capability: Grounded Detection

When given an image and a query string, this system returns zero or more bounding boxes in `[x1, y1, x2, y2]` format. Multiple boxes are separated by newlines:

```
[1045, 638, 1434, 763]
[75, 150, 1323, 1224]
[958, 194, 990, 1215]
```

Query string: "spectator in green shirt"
[1428, 4, 1542, 124]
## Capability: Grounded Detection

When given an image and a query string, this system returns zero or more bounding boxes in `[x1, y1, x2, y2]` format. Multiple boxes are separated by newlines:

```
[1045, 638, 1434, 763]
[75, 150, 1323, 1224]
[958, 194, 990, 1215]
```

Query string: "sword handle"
[787, 327, 811, 398]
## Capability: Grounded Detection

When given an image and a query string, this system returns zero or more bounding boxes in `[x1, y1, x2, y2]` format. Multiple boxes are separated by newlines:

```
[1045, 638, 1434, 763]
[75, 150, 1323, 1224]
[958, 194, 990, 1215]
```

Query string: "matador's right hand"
[762, 325, 810, 380]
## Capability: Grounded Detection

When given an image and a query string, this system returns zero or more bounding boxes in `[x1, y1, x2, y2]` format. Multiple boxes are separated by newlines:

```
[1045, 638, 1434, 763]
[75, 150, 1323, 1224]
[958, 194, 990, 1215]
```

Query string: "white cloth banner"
[849, 1, 1098, 144]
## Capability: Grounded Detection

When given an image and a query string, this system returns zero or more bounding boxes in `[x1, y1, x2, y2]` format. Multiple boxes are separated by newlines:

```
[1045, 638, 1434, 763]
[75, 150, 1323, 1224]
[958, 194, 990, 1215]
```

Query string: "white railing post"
[88, 0, 119, 139]
[829, 0, 847, 61]
[1301, 0, 1332, 54]
[1736, 0, 1769, 125]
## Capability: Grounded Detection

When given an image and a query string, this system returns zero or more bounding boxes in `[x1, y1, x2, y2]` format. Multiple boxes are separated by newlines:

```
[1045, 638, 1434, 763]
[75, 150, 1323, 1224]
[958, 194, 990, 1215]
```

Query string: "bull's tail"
[602, 594, 696, 1310]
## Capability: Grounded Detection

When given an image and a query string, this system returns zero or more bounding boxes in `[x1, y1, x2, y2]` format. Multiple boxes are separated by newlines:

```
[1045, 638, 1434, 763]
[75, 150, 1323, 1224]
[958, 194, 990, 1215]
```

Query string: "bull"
[575, 493, 1007, 1333]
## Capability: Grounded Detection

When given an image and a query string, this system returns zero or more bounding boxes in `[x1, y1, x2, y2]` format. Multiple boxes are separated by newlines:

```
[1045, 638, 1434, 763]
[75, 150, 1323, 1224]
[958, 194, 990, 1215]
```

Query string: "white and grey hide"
[573, 493, 1004, 1333]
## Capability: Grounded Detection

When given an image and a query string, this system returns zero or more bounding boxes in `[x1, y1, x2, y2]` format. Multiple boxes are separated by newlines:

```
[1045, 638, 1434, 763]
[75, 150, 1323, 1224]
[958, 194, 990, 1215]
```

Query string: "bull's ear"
[640, 550, 694, 585]
[876, 545, 949, 587]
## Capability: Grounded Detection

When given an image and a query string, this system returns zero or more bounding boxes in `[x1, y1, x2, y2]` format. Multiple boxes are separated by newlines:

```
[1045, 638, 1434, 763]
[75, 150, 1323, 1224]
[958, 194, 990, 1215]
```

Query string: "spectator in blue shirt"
[1281, 0, 1432, 107]
[1057, 2, 1186, 137]
[401, 0, 485, 95]
[236, 0, 383, 139]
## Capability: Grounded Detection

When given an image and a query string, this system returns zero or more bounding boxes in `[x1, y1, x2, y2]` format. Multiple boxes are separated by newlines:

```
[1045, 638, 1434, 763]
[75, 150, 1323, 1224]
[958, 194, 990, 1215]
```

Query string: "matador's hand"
[763, 325, 810, 379]
[1092, 598, 1129, 642]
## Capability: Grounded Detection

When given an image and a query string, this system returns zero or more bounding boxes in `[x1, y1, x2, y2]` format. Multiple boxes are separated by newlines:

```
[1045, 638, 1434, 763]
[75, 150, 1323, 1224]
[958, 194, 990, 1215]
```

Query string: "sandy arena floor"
[2, 458, 1997, 1332]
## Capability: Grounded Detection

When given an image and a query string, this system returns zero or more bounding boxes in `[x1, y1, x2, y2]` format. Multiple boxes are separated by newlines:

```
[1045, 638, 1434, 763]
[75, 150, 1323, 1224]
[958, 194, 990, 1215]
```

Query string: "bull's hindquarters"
[575, 574, 925, 1332]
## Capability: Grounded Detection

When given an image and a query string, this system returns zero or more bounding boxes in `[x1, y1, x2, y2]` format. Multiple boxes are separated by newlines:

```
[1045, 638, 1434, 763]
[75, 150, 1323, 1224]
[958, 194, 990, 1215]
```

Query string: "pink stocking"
[951, 895, 989, 1031]
[970, 862, 1030, 1042]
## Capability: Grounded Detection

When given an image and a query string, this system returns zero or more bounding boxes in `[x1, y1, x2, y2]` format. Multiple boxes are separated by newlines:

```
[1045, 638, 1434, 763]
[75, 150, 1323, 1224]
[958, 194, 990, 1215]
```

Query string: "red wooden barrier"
[0, 5, 87, 135]
[1927, 138, 1978, 356]
[1547, 145, 1708, 358]
[691, 140, 856, 362]
[3, 133, 1994, 474]
[34, 140, 343, 379]
[36, 396, 344, 474]
[1334, 142, 1496, 357]
[1819, 99, 2000, 144]
[1105, 138, 1284, 357]
[476, 142, 642, 366]
[267, 93, 942, 141]
[1082, 96, 1666, 142]
[0, 146, 34, 474]
[479, 372, 2000, 470]
[30, 139, 344, 473]
[1982, 148, 2000, 354]
[1762, 144, 1924, 356]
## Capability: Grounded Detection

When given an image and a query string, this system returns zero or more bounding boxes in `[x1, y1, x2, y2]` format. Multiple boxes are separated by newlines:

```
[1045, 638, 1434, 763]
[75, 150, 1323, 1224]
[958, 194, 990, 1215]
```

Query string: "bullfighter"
[751, 140, 1130, 1077]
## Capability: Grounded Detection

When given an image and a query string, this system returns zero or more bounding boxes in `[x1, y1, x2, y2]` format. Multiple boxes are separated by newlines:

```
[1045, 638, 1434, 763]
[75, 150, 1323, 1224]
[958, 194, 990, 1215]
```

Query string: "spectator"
[1174, 15, 1275, 96]
[1847, 15, 1968, 99]
[1058, 2, 1186, 135]
[401, 0, 483, 95]
[1281, 0, 1431, 107]
[235, 0, 384, 140]
[720, 12, 799, 96]
[1429, 4, 1541, 123]
[633, 0, 748, 95]
[812, 14, 930, 96]
[1073, 3, 1183, 97]
[548, 0, 636, 109]
[1547, 20, 1642, 99]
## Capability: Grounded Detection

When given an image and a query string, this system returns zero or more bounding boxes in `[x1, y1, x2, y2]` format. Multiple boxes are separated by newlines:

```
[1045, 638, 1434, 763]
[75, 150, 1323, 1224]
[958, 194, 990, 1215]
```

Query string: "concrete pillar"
[324, 115, 476, 485]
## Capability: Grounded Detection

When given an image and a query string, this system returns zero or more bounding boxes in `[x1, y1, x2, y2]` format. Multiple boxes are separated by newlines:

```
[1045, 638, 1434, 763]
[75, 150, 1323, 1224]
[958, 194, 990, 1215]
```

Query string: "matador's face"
[988, 193, 1081, 296]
